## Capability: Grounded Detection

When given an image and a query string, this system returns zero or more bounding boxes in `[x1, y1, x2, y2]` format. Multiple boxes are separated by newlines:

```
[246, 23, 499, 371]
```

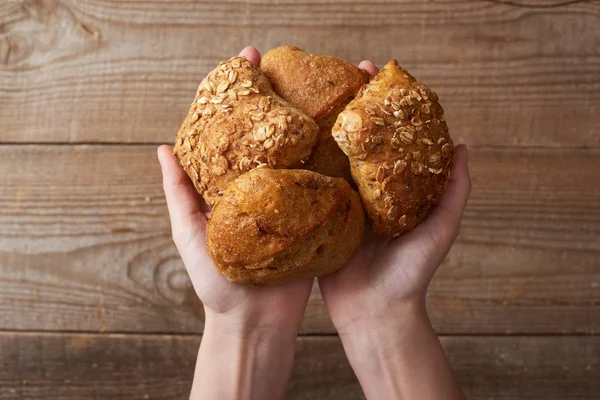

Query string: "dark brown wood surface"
[1, 0, 599, 398]
[0, 333, 598, 400]
[1, 145, 598, 334]
[1, 0, 598, 146]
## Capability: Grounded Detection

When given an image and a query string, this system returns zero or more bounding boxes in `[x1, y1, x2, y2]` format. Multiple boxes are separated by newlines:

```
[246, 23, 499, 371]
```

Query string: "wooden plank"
[429, 146, 600, 334]
[444, 336, 600, 400]
[0, 333, 598, 399]
[0, 145, 200, 333]
[0, 145, 598, 334]
[1, 1, 598, 146]
[62, 0, 600, 26]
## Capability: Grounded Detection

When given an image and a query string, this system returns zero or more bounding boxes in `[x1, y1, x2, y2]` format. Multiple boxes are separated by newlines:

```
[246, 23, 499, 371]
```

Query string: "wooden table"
[1, 0, 599, 398]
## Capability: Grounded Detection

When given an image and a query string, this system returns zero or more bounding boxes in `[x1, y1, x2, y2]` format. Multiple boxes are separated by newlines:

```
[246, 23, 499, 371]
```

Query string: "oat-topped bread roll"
[173, 56, 319, 206]
[332, 60, 453, 237]
[261, 46, 369, 181]
[207, 168, 365, 286]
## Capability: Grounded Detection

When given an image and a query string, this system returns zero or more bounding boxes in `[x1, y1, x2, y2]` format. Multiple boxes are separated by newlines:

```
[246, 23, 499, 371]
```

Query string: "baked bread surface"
[174, 56, 319, 206]
[332, 60, 453, 237]
[207, 168, 365, 286]
[261, 46, 369, 182]
[304, 99, 355, 182]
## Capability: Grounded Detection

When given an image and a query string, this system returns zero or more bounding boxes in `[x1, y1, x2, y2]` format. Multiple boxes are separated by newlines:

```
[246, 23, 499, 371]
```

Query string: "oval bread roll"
[173, 56, 319, 206]
[332, 60, 453, 237]
[261, 46, 369, 182]
[207, 168, 365, 286]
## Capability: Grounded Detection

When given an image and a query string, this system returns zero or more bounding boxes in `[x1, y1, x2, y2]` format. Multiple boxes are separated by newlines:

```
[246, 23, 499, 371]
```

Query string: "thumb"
[157, 145, 208, 249]
[158, 146, 231, 293]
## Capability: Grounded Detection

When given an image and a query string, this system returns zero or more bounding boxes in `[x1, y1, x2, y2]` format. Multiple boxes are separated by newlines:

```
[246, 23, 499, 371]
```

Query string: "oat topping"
[331, 59, 453, 237]
[173, 56, 318, 206]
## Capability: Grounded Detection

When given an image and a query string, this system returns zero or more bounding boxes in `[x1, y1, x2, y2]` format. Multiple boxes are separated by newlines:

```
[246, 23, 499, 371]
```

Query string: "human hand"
[319, 142, 471, 333]
[159, 46, 313, 335]
[318, 60, 469, 399]
[318, 143, 469, 400]
[158, 46, 313, 400]
[319, 59, 471, 333]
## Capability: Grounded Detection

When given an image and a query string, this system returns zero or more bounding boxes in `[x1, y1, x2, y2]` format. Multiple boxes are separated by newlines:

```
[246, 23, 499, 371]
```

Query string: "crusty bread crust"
[261, 46, 369, 182]
[174, 56, 319, 206]
[207, 168, 364, 286]
[304, 99, 355, 183]
[332, 60, 453, 237]
[261, 46, 369, 120]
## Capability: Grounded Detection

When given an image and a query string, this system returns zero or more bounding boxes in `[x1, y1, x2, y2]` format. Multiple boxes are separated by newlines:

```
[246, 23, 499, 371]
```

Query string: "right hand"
[318, 144, 471, 335]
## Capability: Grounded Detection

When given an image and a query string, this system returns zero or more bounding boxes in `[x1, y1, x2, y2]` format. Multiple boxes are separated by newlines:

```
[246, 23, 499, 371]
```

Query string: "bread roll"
[261, 46, 369, 182]
[332, 60, 453, 237]
[173, 56, 319, 206]
[207, 168, 365, 286]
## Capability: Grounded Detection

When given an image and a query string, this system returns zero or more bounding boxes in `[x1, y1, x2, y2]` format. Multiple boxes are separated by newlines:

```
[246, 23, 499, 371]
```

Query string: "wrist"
[334, 296, 427, 340]
[339, 299, 428, 353]
[336, 300, 463, 400]
[336, 299, 430, 387]
[204, 308, 300, 342]
[190, 311, 297, 400]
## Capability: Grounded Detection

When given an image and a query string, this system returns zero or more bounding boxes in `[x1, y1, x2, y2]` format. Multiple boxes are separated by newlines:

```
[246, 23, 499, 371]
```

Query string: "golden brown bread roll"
[206, 168, 365, 286]
[261, 46, 369, 120]
[332, 60, 453, 237]
[303, 99, 355, 183]
[173, 56, 319, 206]
[261, 46, 369, 181]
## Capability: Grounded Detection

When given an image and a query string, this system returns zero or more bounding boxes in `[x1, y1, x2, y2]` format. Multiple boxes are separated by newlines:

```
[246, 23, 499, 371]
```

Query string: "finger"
[414, 144, 471, 247]
[358, 60, 379, 77]
[239, 46, 261, 66]
[157, 145, 209, 244]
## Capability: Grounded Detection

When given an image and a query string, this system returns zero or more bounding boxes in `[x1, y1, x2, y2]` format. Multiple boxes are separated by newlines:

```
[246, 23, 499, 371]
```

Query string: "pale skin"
[158, 46, 470, 400]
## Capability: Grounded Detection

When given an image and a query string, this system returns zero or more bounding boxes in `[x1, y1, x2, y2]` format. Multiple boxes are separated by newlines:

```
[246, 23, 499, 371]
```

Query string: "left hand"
[158, 47, 313, 336]
[158, 48, 313, 400]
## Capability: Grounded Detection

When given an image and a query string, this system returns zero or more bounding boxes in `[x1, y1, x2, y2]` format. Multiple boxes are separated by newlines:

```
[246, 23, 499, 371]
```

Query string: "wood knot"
[0, 0, 101, 67]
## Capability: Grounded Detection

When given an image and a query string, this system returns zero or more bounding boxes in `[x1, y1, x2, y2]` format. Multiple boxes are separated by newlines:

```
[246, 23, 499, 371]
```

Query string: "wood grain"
[2, 1, 598, 397]
[1, 0, 598, 145]
[0, 332, 598, 400]
[65, 0, 600, 26]
[0, 145, 598, 334]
